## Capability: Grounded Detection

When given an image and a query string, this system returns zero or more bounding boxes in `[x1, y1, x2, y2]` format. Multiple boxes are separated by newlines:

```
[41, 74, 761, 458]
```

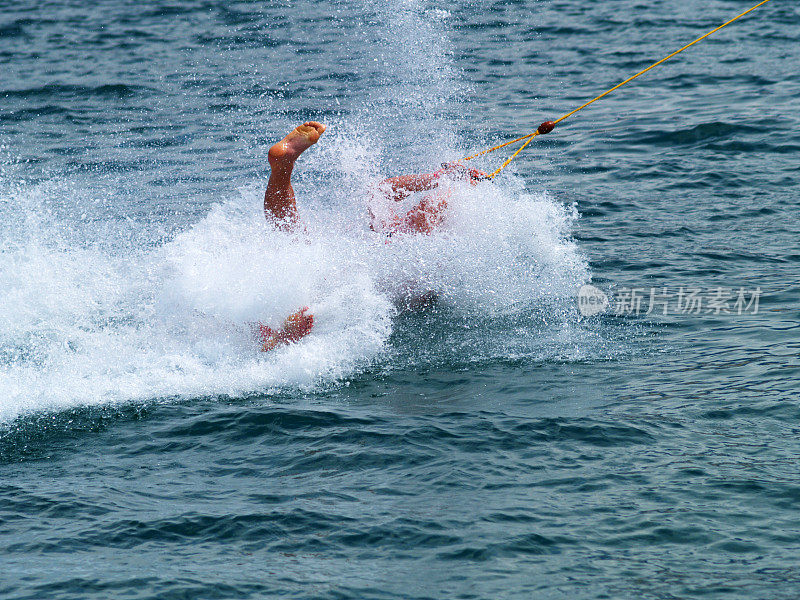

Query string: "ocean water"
[1, 0, 799, 598]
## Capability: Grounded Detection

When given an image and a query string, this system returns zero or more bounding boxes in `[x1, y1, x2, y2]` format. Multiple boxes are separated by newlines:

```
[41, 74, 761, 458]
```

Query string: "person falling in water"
[256, 121, 486, 352]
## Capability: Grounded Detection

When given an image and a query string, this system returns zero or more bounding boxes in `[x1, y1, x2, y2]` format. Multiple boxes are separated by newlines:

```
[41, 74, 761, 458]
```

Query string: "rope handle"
[464, 0, 774, 179]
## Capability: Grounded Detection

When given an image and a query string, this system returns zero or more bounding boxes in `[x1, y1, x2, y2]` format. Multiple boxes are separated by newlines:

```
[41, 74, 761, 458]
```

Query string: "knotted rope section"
[465, 0, 774, 179]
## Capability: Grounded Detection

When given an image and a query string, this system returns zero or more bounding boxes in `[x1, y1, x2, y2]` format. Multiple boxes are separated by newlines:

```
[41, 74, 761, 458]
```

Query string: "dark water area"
[2, 0, 800, 598]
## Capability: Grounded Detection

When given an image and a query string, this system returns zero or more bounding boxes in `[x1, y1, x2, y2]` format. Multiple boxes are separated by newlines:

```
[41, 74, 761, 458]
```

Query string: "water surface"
[2, 0, 799, 598]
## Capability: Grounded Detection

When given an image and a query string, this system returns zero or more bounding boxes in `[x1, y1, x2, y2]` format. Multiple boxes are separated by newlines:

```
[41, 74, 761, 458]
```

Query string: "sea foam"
[0, 0, 589, 423]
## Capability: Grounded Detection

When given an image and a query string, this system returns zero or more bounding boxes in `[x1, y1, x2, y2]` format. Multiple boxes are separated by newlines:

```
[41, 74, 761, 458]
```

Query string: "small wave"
[625, 121, 749, 147]
[1, 83, 148, 100]
[0, 20, 31, 38]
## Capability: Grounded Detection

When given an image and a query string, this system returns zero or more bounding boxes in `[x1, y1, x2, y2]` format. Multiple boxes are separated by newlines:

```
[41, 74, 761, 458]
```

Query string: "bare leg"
[255, 122, 324, 351]
[265, 121, 326, 229]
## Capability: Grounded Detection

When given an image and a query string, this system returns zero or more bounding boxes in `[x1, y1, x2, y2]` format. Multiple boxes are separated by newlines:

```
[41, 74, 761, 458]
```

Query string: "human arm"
[379, 173, 440, 201]
[378, 163, 481, 202]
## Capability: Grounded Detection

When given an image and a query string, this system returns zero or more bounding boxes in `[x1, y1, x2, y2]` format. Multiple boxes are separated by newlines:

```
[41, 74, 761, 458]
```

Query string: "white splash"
[0, 0, 590, 423]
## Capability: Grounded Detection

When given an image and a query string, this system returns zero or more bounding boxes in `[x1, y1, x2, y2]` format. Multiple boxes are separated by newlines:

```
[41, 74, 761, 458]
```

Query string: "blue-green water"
[2, 1, 799, 598]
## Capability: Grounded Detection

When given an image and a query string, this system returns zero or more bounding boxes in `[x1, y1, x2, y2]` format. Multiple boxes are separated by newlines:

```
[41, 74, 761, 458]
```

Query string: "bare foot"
[268, 121, 326, 168]
[256, 307, 314, 352]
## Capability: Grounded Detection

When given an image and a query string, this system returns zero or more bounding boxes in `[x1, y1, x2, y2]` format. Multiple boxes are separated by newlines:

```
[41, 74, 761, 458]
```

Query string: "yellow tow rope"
[465, 0, 774, 179]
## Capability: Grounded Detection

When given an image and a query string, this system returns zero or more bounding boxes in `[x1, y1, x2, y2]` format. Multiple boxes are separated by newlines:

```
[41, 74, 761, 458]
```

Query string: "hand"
[438, 163, 488, 182]
[438, 162, 470, 177]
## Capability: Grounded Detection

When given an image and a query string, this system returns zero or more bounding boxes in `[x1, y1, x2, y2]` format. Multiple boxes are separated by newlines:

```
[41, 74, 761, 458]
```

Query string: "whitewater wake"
[0, 0, 589, 423]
